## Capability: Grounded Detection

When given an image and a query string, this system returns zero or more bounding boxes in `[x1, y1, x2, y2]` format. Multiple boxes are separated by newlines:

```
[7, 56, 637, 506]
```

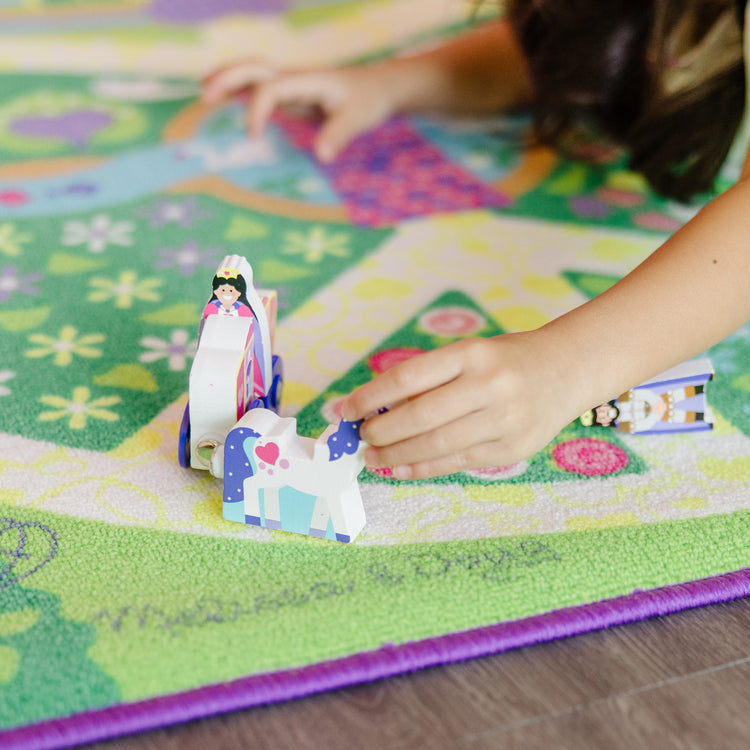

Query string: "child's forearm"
[342, 179, 750, 477]
[376, 20, 534, 116]
[544, 178, 750, 418]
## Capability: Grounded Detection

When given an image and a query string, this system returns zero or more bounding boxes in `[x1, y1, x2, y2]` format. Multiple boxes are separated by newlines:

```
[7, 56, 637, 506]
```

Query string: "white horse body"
[218, 408, 366, 543]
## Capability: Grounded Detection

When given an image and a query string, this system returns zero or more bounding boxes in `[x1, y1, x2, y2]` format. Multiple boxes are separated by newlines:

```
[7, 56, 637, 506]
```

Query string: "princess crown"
[217, 267, 242, 280]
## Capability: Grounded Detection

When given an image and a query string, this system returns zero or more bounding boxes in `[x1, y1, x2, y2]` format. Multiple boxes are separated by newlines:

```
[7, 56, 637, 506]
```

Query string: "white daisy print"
[139, 329, 197, 371]
[62, 214, 135, 253]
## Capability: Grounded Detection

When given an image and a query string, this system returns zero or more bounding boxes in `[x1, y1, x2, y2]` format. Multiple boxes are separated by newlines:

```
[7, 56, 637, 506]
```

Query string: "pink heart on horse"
[255, 442, 280, 466]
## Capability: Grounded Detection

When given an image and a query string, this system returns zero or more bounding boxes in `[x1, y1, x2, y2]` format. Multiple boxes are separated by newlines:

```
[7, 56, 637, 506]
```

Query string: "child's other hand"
[201, 60, 400, 163]
[340, 333, 579, 479]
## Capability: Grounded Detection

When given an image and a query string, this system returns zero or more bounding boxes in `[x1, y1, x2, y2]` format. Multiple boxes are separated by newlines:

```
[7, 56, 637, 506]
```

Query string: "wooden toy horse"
[212, 408, 367, 543]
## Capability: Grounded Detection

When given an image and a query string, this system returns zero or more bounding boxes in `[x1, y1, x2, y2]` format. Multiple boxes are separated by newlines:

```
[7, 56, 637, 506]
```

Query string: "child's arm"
[201, 20, 533, 162]
[341, 173, 750, 479]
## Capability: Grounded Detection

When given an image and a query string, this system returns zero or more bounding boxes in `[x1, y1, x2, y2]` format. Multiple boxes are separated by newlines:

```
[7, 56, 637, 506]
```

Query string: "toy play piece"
[210, 408, 367, 543]
[178, 254, 366, 543]
[178, 254, 282, 470]
[580, 357, 714, 434]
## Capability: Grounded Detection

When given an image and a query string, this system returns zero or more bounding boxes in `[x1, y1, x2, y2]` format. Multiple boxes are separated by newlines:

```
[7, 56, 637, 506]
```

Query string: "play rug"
[2, 2, 750, 748]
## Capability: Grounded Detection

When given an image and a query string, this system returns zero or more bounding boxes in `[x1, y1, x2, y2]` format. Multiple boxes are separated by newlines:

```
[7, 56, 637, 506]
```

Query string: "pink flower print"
[552, 438, 629, 476]
[366, 347, 425, 375]
[418, 306, 486, 337]
[0, 190, 29, 207]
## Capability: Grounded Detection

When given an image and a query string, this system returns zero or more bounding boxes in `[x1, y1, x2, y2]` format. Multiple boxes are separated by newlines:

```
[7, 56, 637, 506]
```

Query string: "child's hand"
[201, 60, 402, 163]
[340, 332, 581, 480]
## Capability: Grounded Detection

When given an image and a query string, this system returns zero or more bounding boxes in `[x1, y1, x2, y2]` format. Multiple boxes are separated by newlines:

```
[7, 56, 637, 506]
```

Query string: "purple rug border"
[5, 567, 750, 750]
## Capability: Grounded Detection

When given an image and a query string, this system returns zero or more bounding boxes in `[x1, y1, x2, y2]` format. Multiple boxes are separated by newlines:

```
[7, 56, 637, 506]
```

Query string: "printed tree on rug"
[295, 290, 647, 486]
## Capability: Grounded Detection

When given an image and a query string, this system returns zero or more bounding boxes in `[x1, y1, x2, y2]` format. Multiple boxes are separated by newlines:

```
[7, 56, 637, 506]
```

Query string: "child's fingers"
[201, 60, 276, 103]
[247, 76, 312, 136]
[247, 82, 276, 136]
[341, 344, 468, 423]
[248, 71, 347, 138]
[364, 408, 503, 474]
[315, 109, 359, 162]
[315, 100, 388, 162]
[200, 61, 237, 88]
[360, 375, 483, 448]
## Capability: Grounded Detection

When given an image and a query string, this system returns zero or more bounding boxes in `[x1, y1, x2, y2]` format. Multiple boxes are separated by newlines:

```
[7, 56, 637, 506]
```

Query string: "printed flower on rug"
[139, 329, 197, 371]
[139, 198, 211, 228]
[0, 223, 32, 257]
[87, 270, 162, 308]
[0, 189, 29, 208]
[155, 242, 222, 276]
[62, 215, 135, 254]
[552, 438, 629, 476]
[0, 265, 41, 302]
[26, 325, 105, 367]
[366, 347, 425, 374]
[282, 226, 350, 263]
[418, 305, 487, 337]
[38, 386, 121, 430]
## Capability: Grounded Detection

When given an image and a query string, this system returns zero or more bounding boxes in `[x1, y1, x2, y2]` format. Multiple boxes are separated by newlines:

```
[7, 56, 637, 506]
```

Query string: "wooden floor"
[85, 595, 750, 750]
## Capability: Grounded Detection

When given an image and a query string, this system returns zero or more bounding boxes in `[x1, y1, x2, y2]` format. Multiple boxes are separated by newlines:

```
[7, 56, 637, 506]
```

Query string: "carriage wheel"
[178, 402, 191, 468]
[268, 355, 284, 413]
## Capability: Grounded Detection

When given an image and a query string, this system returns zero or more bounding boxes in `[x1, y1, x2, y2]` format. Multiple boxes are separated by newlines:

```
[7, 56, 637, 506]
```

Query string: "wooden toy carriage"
[178, 254, 366, 543]
[178, 254, 283, 470]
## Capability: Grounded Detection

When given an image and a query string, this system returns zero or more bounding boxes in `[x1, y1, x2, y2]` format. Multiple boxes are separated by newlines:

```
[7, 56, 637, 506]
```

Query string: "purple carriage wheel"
[178, 402, 191, 468]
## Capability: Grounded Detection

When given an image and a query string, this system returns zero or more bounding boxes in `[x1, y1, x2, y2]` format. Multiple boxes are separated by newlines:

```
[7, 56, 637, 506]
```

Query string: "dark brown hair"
[506, 0, 746, 200]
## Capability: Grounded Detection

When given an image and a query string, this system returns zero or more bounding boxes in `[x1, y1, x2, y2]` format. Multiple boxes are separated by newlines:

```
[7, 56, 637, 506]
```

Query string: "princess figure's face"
[595, 404, 618, 426]
[216, 283, 241, 309]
